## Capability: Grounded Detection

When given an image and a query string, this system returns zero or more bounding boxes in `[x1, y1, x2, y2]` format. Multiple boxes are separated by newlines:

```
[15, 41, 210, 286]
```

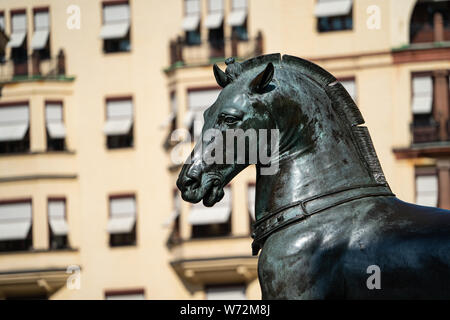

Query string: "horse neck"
[255, 118, 375, 220]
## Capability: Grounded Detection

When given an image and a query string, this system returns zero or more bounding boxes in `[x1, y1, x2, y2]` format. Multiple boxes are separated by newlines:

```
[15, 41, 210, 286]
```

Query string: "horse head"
[176, 56, 280, 207]
[177, 53, 388, 220]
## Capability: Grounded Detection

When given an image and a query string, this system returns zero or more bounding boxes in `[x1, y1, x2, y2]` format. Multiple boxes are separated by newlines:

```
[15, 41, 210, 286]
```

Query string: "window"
[183, 0, 201, 45]
[163, 92, 178, 149]
[100, 1, 131, 53]
[0, 200, 32, 252]
[0, 12, 4, 32]
[185, 89, 221, 142]
[107, 195, 137, 247]
[415, 167, 438, 207]
[32, 8, 50, 60]
[8, 10, 28, 76]
[163, 92, 177, 132]
[410, 0, 450, 44]
[0, 103, 30, 154]
[190, 187, 232, 238]
[103, 97, 134, 149]
[164, 190, 181, 245]
[339, 78, 356, 103]
[248, 184, 256, 232]
[411, 74, 434, 126]
[48, 198, 69, 249]
[207, 0, 224, 57]
[206, 284, 246, 300]
[169, 92, 177, 132]
[105, 289, 145, 300]
[0, 12, 5, 61]
[45, 101, 67, 151]
[229, 0, 248, 41]
[315, 0, 353, 32]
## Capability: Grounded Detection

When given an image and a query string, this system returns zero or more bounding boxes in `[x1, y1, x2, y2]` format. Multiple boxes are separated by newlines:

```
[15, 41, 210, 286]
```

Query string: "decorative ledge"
[0, 174, 78, 183]
[392, 42, 450, 64]
[392, 142, 450, 159]
[171, 255, 257, 285]
[0, 267, 74, 298]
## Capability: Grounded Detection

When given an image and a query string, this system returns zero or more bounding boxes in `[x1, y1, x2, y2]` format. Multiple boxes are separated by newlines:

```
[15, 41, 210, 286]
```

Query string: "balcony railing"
[0, 49, 67, 83]
[169, 31, 263, 67]
[411, 121, 441, 144]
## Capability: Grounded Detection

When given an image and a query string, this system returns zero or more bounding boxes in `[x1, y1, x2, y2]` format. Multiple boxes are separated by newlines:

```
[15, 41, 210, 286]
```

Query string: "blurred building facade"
[0, 0, 448, 299]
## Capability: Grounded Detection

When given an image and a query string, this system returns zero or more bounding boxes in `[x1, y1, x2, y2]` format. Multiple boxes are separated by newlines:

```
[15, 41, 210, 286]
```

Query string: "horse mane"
[236, 53, 387, 185]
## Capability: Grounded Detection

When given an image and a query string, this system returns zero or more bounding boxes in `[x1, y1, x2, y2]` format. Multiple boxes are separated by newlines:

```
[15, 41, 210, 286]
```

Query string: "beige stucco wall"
[0, 0, 448, 300]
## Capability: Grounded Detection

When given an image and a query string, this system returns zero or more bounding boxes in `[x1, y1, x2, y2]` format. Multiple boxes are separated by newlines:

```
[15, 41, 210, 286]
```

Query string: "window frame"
[101, 0, 131, 54]
[104, 96, 134, 150]
[9, 9, 28, 73]
[415, 166, 439, 207]
[205, 283, 247, 300]
[0, 101, 30, 154]
[316, 1, 354, 34]
[32, 7, 51, 60]
[410, 71, 435, 126]
[47, 196, 69, 250]
[45, 99, 66, 152]
[108, 193, 137, 247]
[190, 185, 232, 239]
[0, 198, 33, 253]
[105, 288, 145, 300]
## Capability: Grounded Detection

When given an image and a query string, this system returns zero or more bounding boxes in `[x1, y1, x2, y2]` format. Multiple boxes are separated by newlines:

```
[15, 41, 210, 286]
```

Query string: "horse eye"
[223, 115, 239, 124]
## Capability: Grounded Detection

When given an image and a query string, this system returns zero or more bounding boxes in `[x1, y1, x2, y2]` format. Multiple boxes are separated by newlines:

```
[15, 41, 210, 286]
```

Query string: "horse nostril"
[184, 175, 200, 189]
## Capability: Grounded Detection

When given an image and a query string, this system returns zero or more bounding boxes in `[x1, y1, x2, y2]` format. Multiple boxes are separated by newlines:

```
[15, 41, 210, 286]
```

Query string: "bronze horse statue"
[176, 54, 450, 299]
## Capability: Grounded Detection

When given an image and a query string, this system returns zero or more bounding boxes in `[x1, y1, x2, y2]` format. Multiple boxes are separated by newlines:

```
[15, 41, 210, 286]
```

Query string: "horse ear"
[249, 62, 274, 93]
[213, 64, 230, 88]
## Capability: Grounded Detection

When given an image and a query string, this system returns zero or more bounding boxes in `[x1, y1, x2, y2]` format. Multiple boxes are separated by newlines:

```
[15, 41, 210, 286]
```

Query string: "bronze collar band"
[251, 183, 395, 256]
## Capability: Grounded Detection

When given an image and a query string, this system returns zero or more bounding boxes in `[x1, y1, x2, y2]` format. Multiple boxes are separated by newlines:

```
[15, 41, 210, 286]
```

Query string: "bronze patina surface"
[176, 54, 450, 299]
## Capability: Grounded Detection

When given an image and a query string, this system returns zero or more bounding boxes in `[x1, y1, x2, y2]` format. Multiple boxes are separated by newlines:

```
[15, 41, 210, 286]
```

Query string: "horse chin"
[202, 184, 224, 207]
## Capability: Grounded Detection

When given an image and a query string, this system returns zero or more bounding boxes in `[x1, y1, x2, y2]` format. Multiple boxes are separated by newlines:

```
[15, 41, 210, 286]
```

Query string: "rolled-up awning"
[100, 22, 130, 39]
[0, 202, 32, 241]
[188, 89, 221, 110]
[0, 106, 29, 142]
[228, 9, 247, 26]
[188, 206, 231, 225]
[412, 76, 433, 114]
[104, 99, 133, 135]
[314, 0, 353, 18]
[7, 31, 26, 48]
[107, 216, 136, 234]
[188, 187, 231, 225]
[205, 12, 223, 29]
[0, 124, 29, 142]
[46, 103, 67, 139]
[100, 3, 130, 39]
[31, 11, 50, 50]
[107, 197, 136, 234]
[248, 185, 255, 221]
[47, 123, 66, 139]
[160, 112, 176, 129]
[103, 118, 133, 135]
[8, 13, 27, 48]
[163, 191, 181, 227]
[183, 110, 195, 128]
[182, 15, 200, 31]
[416, 175, 438, 207]
[31, 30, 49, 50]
[163, 210, 180, 227]
[48, 200, 69, 236]
[340, 79, 356, 102]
